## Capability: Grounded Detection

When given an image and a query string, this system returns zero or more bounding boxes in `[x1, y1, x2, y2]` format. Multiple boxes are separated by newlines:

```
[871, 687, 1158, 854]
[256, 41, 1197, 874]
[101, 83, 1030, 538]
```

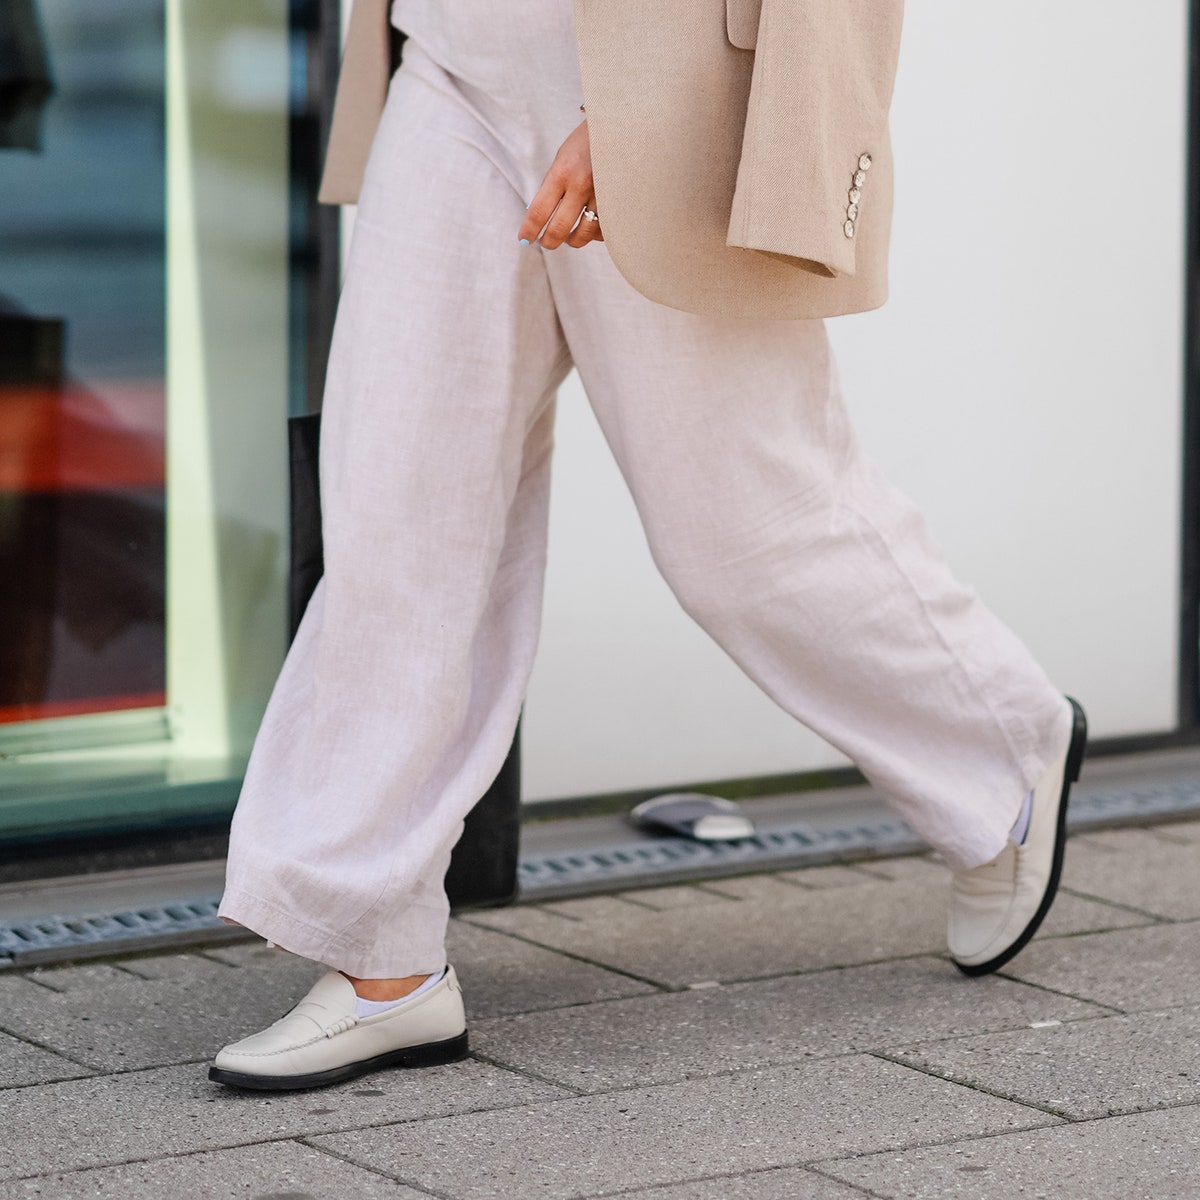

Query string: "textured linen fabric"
[573, 0, 901, 316]
[725, 0, 904, 271]
[319, 0, 904, 319]
[219, 23, 1069, 978]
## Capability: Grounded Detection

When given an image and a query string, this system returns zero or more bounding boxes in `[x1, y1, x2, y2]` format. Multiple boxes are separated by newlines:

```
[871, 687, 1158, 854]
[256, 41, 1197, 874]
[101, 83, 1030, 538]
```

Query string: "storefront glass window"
[1, 0, 167, 730]
[0, 0, 301, 844]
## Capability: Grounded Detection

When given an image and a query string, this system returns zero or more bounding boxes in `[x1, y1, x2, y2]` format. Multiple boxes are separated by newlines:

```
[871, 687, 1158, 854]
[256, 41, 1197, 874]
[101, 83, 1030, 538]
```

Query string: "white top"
[388, 1, 584, 196]
[390, 1, 579, 99]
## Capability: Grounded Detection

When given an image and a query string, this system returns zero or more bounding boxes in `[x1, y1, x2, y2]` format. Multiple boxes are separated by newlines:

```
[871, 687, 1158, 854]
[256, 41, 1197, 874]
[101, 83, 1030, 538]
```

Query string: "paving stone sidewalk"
[0, 819, 1197, 1199]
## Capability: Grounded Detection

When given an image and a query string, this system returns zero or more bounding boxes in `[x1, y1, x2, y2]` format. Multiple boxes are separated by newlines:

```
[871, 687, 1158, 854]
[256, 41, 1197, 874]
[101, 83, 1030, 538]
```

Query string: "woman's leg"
[217, 59, 572, 979]
[545, 244, 1070, 873]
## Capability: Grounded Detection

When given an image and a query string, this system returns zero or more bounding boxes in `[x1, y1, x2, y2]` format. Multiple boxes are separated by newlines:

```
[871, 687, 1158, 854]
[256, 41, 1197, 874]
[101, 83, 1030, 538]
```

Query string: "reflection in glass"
[0, 0, 294, 843]
[0, 0, 166, 724]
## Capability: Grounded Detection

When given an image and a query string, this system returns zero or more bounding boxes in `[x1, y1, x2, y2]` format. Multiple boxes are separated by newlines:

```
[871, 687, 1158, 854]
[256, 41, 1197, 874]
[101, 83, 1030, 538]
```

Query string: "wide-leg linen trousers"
[218, 40, 1071, 979]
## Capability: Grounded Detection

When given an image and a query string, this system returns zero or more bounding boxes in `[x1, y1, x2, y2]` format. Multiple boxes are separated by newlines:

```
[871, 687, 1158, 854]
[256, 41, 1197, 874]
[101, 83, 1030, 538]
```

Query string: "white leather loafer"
[948, 696, 1087, 976]
[209, 965, 468, 1090]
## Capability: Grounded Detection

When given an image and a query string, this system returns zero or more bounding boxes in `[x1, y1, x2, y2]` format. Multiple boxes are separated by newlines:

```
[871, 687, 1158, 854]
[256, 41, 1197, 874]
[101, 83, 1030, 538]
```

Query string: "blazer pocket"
[726, 0, 761, 49]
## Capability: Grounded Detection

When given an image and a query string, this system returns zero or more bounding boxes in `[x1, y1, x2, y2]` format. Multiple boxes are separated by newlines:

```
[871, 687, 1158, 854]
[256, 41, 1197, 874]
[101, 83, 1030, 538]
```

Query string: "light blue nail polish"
[519, 238, 530, 247]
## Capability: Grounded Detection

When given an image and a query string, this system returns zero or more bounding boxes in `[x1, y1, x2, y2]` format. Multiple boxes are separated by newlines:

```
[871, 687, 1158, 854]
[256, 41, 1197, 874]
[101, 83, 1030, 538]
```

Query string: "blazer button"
[844, 219, 856, 238]
[859, 153, 873, 171]
[847, 203, 859, 221]
[853, 169, 867, 188]
[849, 186, 862, 204]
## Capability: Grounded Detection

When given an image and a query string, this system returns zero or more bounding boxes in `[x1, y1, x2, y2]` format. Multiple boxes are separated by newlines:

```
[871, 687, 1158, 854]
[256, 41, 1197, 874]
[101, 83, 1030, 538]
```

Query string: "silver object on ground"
[630, 793, 756, 842]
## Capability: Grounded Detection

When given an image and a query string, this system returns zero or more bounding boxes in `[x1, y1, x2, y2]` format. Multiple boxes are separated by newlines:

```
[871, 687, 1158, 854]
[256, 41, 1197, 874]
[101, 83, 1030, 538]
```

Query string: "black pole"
[288, 0, 342, 417]
[310, 0, 343, 413]
[1179, 1, 1200, 728]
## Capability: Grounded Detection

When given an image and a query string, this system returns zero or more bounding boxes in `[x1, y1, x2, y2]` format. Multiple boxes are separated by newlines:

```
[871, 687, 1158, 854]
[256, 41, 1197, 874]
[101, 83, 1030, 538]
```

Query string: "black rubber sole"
[953, 696, 1088, 978]
[208, 1029, 470, 1091]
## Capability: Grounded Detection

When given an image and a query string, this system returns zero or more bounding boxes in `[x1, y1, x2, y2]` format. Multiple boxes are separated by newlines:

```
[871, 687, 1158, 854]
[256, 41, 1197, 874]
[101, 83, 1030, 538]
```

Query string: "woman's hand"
[518, 119, 604, 250]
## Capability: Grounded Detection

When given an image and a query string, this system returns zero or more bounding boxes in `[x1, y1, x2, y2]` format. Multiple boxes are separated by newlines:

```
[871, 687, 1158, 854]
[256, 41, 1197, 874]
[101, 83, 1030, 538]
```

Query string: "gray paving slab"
[1003, 919, 1200, 1012]
[1148, 818, 1200, 843]
[1061, 828, 1200, 919]
[0, 1140, 427, 1199]
[207, 924, 658, 1020]
[208, 939, 655, 1048]
[445, 918, 658, 1018]
[695, 875, 811, 902]
[0, 954, 325, 1072]
[1021, 888, 1140, 940]
[0, 1030, 90, 1089]
[818, 1102, 1200, 1199]
[848, 856, 950, 884]
[1, 817, 1192, 1198]
[614, 1166, 871, 1199]
[0, 1059, 566, 1182]
[467, 874, 1146, 987]
[887, 1005, 1200, 1119]
[1084, 826, 1195, 849]
[615, 885, 737, 911]
[312, 1055, 1056, 1200]
[774, 864, 881, 889]
[160, 944, 324, 988]
[471, 956, 1104, 1092]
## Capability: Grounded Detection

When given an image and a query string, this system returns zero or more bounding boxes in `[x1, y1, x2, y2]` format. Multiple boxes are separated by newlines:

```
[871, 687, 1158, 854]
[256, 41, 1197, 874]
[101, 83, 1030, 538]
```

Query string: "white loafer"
[948, 696, 1087, 976]
[209, 965, 468, 1090]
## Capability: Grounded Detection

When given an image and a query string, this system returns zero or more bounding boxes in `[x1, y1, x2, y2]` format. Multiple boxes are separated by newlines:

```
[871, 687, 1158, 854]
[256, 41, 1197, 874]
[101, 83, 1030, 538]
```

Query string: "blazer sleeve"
[726, 0, 904, 278]
[317, 0, 393, 205]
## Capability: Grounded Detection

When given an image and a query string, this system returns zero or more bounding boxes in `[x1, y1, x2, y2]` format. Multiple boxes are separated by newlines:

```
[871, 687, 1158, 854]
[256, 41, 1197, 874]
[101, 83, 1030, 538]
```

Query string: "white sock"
[1009, 790, 1033, 845]
[353, 967, 446, 1019]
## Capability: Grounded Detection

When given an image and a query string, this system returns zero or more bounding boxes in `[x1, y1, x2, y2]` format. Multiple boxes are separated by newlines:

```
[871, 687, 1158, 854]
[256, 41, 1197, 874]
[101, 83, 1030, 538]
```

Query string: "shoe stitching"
[224, 1015, 360, 1058]
[223, 1031, 329, 1058]
[219, 972, 462, 1062]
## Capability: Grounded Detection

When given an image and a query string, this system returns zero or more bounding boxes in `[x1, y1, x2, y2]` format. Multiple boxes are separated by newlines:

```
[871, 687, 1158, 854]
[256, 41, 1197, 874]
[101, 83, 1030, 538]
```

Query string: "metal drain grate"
[1, 769, 1198, 967]
[1071, 778, 1200, 823]
[0, 898, 236, 967]
[516, 777, 1200, 899]
[517, 816, 920, 897]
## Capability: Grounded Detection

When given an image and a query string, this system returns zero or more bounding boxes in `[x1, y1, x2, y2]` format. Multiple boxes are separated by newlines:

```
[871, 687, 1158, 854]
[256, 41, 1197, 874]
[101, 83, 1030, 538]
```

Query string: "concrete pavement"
[0, 818, 1197, 1198]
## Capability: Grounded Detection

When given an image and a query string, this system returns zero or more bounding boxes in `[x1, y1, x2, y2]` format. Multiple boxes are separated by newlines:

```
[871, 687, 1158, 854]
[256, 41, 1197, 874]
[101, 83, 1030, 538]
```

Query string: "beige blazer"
[319, 0, 905, 320]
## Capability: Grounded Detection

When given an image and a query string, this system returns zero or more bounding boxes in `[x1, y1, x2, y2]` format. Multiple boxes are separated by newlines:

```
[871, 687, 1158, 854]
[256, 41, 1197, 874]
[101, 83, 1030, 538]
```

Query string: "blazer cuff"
[724, 0, 902, 278]
[726, 149, 864, 279]
[727, 211, 855, 279]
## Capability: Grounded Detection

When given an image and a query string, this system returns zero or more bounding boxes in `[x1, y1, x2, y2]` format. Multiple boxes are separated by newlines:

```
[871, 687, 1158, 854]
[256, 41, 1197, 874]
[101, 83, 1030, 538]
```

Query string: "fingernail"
[519, 238, 530, 247]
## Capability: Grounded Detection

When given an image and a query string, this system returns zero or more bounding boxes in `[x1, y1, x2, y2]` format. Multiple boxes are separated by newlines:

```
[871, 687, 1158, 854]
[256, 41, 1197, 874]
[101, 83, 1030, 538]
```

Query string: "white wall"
[521, 1, 1189, 801]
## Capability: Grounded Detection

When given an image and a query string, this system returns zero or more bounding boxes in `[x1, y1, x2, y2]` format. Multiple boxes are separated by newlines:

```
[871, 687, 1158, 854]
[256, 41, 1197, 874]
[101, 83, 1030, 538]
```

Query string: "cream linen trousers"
[219, 12, 1071, 978]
